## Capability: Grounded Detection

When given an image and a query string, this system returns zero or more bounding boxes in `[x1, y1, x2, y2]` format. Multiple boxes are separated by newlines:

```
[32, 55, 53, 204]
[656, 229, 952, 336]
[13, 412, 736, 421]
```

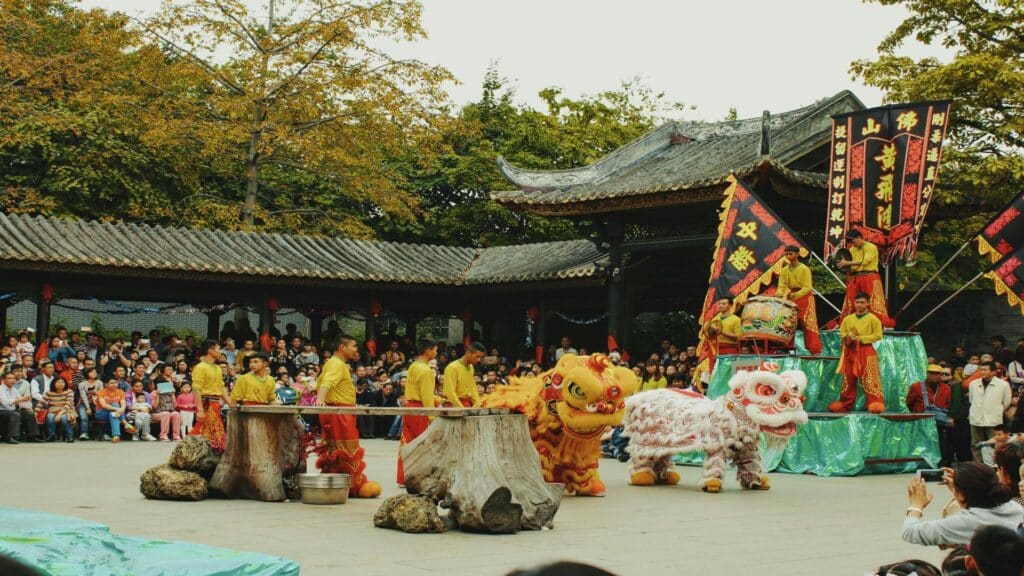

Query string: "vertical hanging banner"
[977, 189, 1024, 263]
[695, 175, 808, 372]
[823, 101, 952, 264]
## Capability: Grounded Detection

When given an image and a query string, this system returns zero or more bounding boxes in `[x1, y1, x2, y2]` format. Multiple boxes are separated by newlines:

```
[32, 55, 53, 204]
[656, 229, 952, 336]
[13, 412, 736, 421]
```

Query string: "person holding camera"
[902, 462, 1023, 547]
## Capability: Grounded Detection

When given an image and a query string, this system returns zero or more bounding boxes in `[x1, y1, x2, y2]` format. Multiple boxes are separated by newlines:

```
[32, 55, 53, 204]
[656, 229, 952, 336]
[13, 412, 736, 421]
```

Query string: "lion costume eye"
[567, 382, 585, 399]
[755, 383, 776, 397]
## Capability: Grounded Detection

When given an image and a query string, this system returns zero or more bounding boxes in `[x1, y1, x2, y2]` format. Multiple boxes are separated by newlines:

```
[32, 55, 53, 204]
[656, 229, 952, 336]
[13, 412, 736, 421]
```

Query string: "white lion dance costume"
[623, 367, 808, 493]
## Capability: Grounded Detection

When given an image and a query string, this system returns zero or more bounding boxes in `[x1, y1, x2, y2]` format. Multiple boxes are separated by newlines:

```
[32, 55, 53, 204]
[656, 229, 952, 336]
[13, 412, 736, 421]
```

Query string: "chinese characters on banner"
[697, 175, 809, 337]
[986, 244, 1024, 314]
[978, 189, 1024, 263]
[823, 101, 952, 264]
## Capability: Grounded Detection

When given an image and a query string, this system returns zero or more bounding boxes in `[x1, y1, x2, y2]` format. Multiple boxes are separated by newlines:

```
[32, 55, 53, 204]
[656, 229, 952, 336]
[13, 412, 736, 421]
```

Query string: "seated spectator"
[175, 382, 196, 437]
[95, 377, 134, 443]
[151, 380, 181, 441]
[902, 462, 1024, 547]
[129, 392, 156, 441]
[0, 371, 40, 443]
[76, 366, 102, 440]
[966, 525, 1024, 576]
[37, 376, 76, 442]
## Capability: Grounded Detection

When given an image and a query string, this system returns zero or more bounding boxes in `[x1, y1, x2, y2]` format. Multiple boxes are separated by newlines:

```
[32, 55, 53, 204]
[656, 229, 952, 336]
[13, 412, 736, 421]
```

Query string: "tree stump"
[209, 410, 302, 501]
[401, 414, 560, 533]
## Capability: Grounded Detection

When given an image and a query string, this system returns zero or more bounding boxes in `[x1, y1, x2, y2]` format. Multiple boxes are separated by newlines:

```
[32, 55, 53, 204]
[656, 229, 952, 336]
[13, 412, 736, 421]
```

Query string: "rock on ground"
[169, 436, 221, 478]
[373, 494, 447, 533]
[140, 464, 208, 501]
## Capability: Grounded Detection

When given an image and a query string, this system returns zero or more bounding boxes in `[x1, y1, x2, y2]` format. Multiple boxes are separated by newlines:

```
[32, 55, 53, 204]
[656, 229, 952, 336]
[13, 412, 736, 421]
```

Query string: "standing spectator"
[377, 382, 401, 439]
[355, 379, 379, 439]
[175, 383, 196, 437]
[294, 343, 320, 369]
[969, 361, 1013, 462]
[221, 338, 238, 367]
[906, 365, 952, 465]
[1006, 345, 1024, 392]
[38, 377, 76, 442]
[943, 367, 973, 463]
[554, 337, 578, 361]
[992, 335, 1015, 367]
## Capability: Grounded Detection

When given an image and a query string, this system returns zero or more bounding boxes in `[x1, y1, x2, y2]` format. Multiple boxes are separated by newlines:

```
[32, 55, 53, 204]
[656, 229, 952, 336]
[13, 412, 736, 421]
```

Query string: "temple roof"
[492, 90, 865, 215]
[0, 213, 606, 286]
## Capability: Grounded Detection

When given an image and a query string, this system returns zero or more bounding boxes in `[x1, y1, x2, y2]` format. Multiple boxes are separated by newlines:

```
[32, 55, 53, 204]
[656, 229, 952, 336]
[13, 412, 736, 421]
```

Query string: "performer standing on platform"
[230, 353, 277, 405]
[442, 342, 485, 408]
[190, 339, 234, 452]
[314, 335, 381, 498]
[700, 297, 742, 379]
[776, 245, 822, 355]
[837, 230, 895, 327]
[831, 293, 886, 414]
[398, 337, 438, 486]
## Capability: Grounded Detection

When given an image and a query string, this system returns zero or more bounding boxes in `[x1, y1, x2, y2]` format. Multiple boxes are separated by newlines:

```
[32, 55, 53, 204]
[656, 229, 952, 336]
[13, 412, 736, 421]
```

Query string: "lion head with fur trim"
[726, 368, 808, 439]
[537, 353, 638, 435]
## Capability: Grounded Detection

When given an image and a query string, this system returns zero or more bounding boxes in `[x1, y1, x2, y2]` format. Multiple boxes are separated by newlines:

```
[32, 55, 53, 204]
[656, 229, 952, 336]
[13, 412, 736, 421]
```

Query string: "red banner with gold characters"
[977, 189, 1024, 264]
[823, 101, 952, 264]
[986, 244, 1024, 314]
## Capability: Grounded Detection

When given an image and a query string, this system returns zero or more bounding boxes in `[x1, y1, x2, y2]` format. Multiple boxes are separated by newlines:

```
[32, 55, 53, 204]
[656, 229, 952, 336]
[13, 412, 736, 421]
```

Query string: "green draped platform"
[674, 331, 940, 476]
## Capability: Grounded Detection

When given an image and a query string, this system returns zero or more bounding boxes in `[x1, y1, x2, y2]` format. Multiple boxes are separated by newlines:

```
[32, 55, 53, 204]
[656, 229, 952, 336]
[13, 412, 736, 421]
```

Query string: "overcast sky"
[78, 0, 949, 122]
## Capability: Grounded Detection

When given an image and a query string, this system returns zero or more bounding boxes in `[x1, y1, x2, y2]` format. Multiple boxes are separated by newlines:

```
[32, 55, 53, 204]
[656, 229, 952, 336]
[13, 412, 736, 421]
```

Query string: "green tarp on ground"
[673, 331, 939, 476]
[0, 506, 299, 576]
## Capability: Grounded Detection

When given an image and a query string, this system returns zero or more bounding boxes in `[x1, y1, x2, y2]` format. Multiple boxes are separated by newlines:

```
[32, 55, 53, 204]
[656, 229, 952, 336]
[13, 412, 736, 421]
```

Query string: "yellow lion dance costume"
[481, 353, 637, 496]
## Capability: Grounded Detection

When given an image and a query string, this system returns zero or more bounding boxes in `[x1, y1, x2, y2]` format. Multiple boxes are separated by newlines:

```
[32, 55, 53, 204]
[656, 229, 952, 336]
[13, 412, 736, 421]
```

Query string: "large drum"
[740, 296, 799, 345]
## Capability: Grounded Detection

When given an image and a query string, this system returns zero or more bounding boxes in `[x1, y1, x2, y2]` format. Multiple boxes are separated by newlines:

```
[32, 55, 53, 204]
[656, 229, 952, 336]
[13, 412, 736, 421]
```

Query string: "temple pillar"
[884, 263, 899, 324]
[35, 283, 53, 346]
[205, 310, 221, 341]
[606, 216, 625, 352]
[535, 298, 547, 367]
[258, 295, 272, 351]
[365, 299, 378, 356]
[0, 301, 10, 338]
[461, 305, 473, 348]
[309, 311, 323, 347]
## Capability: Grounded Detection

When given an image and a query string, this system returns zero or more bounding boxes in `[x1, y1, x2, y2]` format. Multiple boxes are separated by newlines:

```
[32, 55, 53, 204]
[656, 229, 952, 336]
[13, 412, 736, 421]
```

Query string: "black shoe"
[28, 437, 44, 443]
[66, 437, 74, 443]
[5, 438, 18, 444]
[46, 435, 56, 442]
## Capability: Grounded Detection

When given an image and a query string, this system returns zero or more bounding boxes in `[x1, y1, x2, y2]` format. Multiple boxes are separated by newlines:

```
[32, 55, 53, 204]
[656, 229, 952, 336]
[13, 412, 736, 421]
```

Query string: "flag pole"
[907, 270, 985, 331]
[897, 238, 975, 316]
[813, 288, 843, 315]
[808, 251, 847, 287]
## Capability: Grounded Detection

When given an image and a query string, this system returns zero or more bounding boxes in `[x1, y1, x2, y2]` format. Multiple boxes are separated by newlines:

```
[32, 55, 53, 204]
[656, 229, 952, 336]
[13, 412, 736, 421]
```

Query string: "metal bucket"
[297, 473, 351, 505]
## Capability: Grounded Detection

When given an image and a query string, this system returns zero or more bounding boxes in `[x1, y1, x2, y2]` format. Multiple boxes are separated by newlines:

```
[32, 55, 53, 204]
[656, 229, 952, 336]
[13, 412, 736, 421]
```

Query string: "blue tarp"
[0, 506, 299, 576]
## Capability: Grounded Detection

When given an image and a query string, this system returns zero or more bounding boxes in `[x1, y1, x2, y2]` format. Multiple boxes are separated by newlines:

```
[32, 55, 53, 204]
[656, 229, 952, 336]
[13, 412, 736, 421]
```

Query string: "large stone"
[169, 436, 221, 477]
[140, 464, 208, 501]
[373, 494, 447, 533]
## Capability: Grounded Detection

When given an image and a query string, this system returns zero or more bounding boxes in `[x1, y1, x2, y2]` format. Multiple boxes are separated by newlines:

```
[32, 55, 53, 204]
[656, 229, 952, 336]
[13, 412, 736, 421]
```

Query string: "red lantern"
[266, 296, 280, 312]
[370, 297, 383, 317]
[527, 305, 540, 323]
[40, 283, 54, 303]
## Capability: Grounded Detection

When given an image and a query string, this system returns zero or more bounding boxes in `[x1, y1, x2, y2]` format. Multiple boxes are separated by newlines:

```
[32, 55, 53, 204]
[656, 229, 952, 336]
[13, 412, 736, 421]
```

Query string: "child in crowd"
[15, 332, 34, 361]
[175, 382, 196, 437]
[129, 392, 156, 441]
[977, 425, 1023, 466]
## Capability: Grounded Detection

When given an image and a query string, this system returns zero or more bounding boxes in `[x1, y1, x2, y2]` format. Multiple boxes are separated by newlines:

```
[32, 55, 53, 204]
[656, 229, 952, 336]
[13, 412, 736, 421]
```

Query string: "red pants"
[318, 404, 373, 496]
[397, 400, 429, 485]
[791, 293, 822, 355]
[189, 397, 225, 453]
[458, 397, 473, 408]
[707, 343, 739, 379]
[841, 273, 895, 327]
[835, 343, 885, 412]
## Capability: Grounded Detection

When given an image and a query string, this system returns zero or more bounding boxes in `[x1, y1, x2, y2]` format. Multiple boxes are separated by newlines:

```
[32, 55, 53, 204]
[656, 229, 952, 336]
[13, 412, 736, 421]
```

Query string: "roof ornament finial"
[759, 110, 771, 156]
[669, 123, 691, 145]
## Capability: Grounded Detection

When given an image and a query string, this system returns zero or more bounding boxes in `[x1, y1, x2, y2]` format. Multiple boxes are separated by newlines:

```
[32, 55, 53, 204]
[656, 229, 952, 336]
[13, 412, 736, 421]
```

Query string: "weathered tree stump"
[401, 414, 560, 533]
[209, 410, 302, 501]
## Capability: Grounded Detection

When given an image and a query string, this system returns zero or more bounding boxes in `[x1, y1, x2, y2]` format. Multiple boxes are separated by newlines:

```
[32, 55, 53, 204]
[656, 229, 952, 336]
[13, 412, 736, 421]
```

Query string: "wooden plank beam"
[235, 405, 510, 417]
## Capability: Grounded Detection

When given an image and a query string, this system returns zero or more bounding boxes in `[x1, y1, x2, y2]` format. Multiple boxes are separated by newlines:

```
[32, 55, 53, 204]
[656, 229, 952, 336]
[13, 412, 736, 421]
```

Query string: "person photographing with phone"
[901, 462, 1023, 547]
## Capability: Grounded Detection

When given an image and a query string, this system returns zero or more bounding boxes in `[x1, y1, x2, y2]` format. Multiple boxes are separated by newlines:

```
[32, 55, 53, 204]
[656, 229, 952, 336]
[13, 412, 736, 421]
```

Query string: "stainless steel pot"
[297, 473, 351, 505]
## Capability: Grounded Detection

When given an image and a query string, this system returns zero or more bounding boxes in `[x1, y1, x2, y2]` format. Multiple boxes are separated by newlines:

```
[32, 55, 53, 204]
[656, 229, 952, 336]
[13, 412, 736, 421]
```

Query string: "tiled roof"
[492, 91, 864, 211]
[0, 212, 606, 286]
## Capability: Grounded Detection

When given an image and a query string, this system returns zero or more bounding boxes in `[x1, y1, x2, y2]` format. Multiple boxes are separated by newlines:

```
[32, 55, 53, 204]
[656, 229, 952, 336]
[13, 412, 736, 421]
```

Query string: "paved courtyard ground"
[1, 439, 948, 575]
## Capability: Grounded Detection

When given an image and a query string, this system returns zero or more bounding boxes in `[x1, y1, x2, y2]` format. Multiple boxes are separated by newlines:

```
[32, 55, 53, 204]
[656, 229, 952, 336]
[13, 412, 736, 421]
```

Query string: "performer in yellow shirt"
[442, 342, 485, 407]
[699, 297, 742, 379]
[830, 293, 886, 414]
[837, 229, 895, 328]
[776, 245, 822, 355]
[314, 335, 381, 498]
[190, 339, 234, 452]
[230, 353, 277, 405]
[397, 337, 438, 486]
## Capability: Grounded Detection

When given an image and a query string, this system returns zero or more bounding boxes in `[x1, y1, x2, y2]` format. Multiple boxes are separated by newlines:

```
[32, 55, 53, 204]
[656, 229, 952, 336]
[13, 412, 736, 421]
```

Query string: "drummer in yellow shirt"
[314, 335, 381, 498]
[230, 353, 278, 405]
[830, 293, 886, 414]
[700, 297, 742, 374]
[398, 337, 438, 486]
[442, 342, 485, 407]
[837, 229, 895, 328]
[776, 245, 822, 355]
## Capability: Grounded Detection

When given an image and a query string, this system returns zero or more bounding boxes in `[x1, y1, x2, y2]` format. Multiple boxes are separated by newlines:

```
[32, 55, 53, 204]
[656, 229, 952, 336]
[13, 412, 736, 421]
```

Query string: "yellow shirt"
[711, 313, 742, 345]
[640, 376, 668, 392]
[191, 360, 225, 398]
[442, 360, 478, 407]
[405, 360, 435, 408]
[316, 355, 355, 405]
[839, 312, 883, 345]
[230, 372, 276, 404]
[777, 262, 812, 299]
[849, 241, 879, 273]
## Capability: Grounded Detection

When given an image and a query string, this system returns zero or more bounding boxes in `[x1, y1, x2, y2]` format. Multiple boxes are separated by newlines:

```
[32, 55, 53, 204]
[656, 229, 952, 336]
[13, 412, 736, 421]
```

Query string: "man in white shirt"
[554, 336, 578, 361]
[30, 361, 56, 402]
[968, 361, 1012, 462]
[0, 371, 41, 442]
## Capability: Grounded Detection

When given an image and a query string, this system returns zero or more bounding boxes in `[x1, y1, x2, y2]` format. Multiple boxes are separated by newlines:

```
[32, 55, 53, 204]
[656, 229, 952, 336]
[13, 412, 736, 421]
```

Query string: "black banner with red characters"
[823, 101, 951, 264]
[978, 189, 1024, 264]
[987, 244, 1024, 314]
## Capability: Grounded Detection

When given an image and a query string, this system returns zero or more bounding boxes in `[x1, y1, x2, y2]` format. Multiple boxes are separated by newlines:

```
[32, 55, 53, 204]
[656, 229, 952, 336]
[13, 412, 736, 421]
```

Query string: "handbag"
[921, 381, 949, 426]
[35, 408, 48, 424]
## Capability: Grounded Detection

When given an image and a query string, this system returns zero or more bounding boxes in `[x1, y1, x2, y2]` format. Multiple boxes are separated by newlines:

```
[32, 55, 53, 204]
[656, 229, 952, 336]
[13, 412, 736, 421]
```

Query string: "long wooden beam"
[235, 405, 510, 418]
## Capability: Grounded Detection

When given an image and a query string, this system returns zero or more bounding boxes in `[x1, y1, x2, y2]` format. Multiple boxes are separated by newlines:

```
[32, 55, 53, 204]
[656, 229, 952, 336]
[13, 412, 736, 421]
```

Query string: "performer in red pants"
[830, 293, 886, 414]
[776, 245, 822, 355]
[836, 230, 895, 328]
[397, 337, 438, 486]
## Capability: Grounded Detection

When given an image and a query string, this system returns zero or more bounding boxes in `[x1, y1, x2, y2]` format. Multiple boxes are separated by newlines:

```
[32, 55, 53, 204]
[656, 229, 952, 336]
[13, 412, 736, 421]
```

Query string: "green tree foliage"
[385, 67, 685, 246]
[851, 0, 1024, 287]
